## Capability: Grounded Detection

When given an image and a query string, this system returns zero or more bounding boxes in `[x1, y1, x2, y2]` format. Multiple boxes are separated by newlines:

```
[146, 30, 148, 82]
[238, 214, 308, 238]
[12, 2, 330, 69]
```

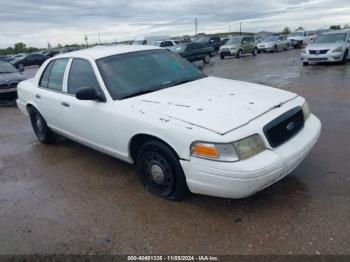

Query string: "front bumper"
[0, 87, 17, 94]
[181, 115, 321, 199]
[258, 46, 273, 52]
[301, 52, 344, 63]
[219, 50, 237, 56]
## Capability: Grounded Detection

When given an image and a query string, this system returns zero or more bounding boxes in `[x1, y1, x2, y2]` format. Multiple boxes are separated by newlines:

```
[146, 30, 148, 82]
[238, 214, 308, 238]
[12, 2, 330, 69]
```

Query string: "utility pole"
[84, 34, 88, 47]
[195, 17, 198, 38]
[240, 22, 242, 35]
[98, 32, 101, 45]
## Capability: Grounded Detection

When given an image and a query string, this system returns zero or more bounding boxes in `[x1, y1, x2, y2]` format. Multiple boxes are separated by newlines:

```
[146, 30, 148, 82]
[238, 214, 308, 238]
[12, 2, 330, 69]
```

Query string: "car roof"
[56, 45, 162, 60]
[323, 29, 350, 35]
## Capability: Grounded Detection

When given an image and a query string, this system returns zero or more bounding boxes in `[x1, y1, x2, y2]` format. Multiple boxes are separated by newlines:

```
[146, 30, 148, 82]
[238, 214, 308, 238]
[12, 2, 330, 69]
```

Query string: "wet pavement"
[0, 49, 349, 255]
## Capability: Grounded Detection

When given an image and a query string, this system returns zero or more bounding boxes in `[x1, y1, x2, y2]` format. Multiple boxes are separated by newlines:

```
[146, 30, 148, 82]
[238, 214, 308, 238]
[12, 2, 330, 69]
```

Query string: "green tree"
[280, 26, 291, 35]
[14, 42, 26, 53]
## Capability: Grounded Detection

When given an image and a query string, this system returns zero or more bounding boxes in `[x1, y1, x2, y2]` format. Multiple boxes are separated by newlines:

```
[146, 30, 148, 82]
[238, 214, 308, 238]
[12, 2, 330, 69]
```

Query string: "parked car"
[196, 36, 222, 51]
[257, 35, 289, 53]
[287, 31, 310, 48]
[0, 60, 26, 99]
[156, 40, 180, 49]
[171, 42, 214, 64]
[0, 55, 12, 62]
[42, 50, 60, 57]
[10, 53, 48, 69]
[133, 36, 170, 46]
[219, 36, 257, 59]
[17, 45, 321, 200]
[301, 30, 350, 65]
[7, 53, 26, 62]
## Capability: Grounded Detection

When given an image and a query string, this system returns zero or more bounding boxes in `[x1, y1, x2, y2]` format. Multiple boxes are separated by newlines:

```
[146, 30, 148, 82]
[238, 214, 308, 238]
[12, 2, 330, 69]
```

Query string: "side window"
[39, 61, 54, 88]
[68, 58, 101, 95]
[47, 59, 69, 91]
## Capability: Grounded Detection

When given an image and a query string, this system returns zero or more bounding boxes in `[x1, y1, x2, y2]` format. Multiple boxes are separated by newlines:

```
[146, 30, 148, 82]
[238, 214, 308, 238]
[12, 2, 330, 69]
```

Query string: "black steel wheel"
[136, 140, 190, 200]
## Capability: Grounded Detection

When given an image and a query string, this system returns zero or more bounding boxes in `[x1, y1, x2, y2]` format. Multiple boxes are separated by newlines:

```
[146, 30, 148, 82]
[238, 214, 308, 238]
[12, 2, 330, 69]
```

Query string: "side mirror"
[76, 87, 105, 102]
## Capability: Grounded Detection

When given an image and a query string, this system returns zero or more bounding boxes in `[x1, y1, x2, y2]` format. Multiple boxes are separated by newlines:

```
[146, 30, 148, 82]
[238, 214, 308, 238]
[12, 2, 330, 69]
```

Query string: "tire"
[273, 45, 277, 53]
[303, 62, 309, 66]
[29, 107, 56, 144]
[342, 50, 348, 63]
[136, 140, 190, 201]
[252, 48, 257, 56]
[203, 54, 210, 64]
[220, 54, 225, 59]
[236, 49, 242, 58]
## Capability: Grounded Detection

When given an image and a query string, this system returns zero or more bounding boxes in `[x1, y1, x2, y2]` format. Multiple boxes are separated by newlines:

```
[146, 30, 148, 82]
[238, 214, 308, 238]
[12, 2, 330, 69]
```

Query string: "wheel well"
[129, 134, 180, 163]
[26, 104, 34, 114]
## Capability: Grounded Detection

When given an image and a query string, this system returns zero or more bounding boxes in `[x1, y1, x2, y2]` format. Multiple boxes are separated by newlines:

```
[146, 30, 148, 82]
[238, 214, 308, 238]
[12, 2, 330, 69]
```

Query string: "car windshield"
[226, 37, 242, 45]
[290, 32, 304, 37]
[0, 61, 17, 73]
[196, 37, 209, 43]
[262, 36, 278, 42]
[315, 33, 347, 43]
[96, 49, 206, 100]
[171, 44, 187, 52]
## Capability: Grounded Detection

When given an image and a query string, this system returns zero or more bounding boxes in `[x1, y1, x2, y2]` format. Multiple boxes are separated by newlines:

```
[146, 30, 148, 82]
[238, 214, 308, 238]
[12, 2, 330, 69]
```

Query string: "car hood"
[0, 72, 27, 82]
[306, 42, 345, 50]
[127, 77, 297, 135]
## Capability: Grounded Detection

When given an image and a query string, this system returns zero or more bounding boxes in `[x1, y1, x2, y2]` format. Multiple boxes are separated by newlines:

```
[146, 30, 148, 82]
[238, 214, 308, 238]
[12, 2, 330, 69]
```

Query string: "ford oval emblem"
[286, 122, 295, 131]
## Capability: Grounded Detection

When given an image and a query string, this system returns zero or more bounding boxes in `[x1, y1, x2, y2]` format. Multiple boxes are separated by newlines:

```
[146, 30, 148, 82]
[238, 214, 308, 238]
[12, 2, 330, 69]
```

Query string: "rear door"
[58, 58, 115, 152]
[36, 58, 69, 130]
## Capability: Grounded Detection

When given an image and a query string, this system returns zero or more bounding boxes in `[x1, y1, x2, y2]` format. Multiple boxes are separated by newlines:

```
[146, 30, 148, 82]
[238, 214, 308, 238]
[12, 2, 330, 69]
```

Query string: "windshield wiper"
[168, 76, 205, 87]
[120, 89, 159, 100]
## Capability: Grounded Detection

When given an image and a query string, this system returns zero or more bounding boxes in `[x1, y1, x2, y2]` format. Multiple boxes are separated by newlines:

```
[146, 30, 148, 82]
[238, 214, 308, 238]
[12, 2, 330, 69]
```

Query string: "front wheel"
[303, 61, 309, 66]
[136, 141, 190, 200]
[252, 48, 257, 56]
[342, 50, 348, 63]
[236, 49, 242, 58]
[273, 45, 277, 53]
[29, 107, 56, 144]
[220, 54, 225, 59]
[203, 54, 211, 64]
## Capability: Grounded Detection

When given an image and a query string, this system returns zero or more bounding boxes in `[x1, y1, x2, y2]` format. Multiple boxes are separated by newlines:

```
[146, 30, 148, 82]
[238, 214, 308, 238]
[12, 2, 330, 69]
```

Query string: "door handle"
[61, 102, 70, 107]
[35, 94, 41, 99]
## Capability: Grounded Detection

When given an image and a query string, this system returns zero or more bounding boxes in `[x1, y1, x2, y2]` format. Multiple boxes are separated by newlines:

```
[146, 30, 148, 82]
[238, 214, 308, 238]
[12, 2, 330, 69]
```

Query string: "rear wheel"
[203, 54, 211, 64]
[29, 107, 56, 144]
[236, 49, 242, 58]
[220, 54, 225, 59]
[136, 141, 190, 200]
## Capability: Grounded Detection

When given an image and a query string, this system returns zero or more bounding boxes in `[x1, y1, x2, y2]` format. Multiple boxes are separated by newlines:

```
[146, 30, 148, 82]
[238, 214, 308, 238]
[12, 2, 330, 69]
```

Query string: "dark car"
[42, 50, 60, 57]
[0, 55, 12, 62]
[10, 53, 48, 68]
[196, 36, 222, 51]
[171, 43, 214, 64]
[0, 60, 27, 100]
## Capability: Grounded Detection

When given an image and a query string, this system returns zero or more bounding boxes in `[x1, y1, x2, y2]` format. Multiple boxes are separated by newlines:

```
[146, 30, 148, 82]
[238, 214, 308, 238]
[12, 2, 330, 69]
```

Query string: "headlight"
[302, 101, 311, 120]
[191, 135, 266, 162]
[332, 46, 343, 53]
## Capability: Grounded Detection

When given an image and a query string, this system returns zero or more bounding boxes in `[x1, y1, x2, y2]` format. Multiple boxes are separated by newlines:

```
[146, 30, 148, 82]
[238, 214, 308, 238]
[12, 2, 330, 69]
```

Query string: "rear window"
[39, 58, 68, 91]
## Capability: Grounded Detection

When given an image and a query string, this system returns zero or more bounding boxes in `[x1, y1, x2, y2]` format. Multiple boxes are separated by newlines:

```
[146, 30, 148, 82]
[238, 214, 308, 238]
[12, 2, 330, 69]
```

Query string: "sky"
[0, 0, 349, 48]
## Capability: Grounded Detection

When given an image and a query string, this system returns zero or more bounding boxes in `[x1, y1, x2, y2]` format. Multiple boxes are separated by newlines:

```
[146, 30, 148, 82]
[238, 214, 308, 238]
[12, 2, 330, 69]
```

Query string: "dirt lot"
[0, 49, 349, 255]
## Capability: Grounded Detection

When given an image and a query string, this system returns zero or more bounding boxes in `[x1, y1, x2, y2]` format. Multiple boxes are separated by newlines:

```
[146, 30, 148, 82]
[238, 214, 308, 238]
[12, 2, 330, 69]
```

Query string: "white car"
[16, 45, 321, 200]
[258, 35, 289, 53]
[287, 31, 310, 48]
[301, 30, 350, 65]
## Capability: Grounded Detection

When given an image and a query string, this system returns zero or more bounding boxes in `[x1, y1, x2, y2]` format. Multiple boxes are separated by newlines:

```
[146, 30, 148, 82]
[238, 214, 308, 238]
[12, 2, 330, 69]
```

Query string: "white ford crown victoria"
[17, 45, 321, 200]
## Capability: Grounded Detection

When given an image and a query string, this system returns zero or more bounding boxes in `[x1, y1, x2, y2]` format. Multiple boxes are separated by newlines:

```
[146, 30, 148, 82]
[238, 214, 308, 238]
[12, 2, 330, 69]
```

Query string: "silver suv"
[258, 35, 289, 53]
[301, 30, 350, 65]
[219, 36, 257, 59]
